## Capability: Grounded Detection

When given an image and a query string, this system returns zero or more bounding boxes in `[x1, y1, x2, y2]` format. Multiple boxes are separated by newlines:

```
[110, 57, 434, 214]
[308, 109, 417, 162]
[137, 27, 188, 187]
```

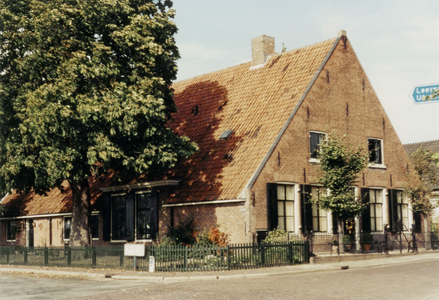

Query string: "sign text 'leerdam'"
[410, 83, 439, 104]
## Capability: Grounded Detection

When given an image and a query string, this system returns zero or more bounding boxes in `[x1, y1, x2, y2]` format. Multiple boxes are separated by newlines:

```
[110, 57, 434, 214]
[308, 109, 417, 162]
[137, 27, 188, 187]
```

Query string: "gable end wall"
[250, 38, 412, 234]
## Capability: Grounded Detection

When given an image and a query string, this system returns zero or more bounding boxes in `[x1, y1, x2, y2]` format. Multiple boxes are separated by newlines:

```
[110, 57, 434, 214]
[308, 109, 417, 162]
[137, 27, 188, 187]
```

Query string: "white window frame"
[309, 131, 326, 163]
[368, 138, 386, 169]
[311, 186, 329, 233]
[396, 190, 409, 231]
[369, 188, 384, 232]
[276, 183, 295, 232]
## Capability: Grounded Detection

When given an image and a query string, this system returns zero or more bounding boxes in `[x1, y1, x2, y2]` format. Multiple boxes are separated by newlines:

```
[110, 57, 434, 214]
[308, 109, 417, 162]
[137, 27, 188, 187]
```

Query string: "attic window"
[219, 129, 233, 140]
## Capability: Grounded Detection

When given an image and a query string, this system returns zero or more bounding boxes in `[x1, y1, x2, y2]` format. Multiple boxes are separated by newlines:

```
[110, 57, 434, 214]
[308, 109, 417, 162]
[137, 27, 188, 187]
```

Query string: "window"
[64, 217, 72, 240]
[111, 194, 126, 241]
[109, 192, 156, 241]
[396, 191, 409, 230]
[368, 139, 383, 165]
[136, 193, 152, 240]
[90, 215, 99, 240]
[311, 186, 327, 232]
[369, 189, 383, 231]
[7, 220, 16, 241]
[310, 132, 325, 159]
[277, 185, 295, 232]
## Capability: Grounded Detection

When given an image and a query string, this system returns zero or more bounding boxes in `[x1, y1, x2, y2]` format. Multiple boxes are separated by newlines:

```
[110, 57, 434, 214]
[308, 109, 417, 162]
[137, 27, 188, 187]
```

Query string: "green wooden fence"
[0, 241, 309, 272]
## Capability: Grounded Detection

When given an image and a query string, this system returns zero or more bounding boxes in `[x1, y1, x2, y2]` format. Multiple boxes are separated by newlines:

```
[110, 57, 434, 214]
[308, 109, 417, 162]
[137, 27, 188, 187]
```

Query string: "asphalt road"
[2, 259, 439, 300]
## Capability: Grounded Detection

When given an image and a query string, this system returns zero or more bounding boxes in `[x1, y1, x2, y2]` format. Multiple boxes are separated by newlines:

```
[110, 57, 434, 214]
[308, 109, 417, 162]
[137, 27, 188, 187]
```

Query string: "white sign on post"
[124, 244, 145, 257]
[149, 256, 155, 273]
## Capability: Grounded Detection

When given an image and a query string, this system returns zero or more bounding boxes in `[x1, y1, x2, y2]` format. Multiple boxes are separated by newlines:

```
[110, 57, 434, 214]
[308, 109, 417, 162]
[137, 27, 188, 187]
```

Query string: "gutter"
[162, 199, 245, 208]
[100, 179, 180, 193]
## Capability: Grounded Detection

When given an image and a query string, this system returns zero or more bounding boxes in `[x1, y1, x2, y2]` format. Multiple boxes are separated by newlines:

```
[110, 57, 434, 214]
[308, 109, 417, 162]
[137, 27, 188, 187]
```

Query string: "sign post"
[124, 244, 145, 271]
[409, 83, 439, 104]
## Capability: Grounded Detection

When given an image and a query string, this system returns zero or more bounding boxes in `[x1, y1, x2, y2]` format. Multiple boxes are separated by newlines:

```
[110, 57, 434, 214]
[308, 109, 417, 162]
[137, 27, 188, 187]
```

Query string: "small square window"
[310, 132, 325, 159]
[368, 139, 383, 165]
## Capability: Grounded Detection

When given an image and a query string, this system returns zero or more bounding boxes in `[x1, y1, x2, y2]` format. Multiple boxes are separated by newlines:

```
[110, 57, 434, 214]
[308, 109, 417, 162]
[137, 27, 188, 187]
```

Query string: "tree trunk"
[69, 179, 91, 246]
[338, 219, 345, 254]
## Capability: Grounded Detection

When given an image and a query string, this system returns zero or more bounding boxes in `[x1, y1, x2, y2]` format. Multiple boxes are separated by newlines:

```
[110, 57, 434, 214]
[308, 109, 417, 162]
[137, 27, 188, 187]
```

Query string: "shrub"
[195, 225, 229, 247]
[263, 228, 288, 243]
[165, 217, 197, 245]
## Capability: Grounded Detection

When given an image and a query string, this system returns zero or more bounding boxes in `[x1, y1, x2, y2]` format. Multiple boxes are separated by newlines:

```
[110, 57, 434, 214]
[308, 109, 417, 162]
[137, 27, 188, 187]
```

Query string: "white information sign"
[124, 244, 145, 257]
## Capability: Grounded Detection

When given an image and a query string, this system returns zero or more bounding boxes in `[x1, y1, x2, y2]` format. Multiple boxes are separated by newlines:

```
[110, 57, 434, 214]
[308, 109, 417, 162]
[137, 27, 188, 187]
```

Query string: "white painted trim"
[0, 212, 72, 220]
[368, 164, 387, 169]
[163, 199, 245, 208]
[0, 193, 9, 204]
[100, 180, 180, 193]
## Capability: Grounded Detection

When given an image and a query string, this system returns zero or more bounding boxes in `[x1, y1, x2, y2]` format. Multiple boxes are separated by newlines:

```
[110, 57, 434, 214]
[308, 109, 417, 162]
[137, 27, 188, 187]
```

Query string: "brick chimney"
[251, 35, 275, 66]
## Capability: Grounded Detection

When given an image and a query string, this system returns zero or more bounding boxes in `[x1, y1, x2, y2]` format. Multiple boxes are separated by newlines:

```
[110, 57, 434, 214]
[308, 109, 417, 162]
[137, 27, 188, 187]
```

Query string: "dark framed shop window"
[310, 132, 325, 159]
[368, 139, 383, 165]
[64, 217, 72, 240]
[136, 192, 152, 240]
[90, 215, 99, 240]
[104, 191, 158, 242]
[7, 220, 16, 241]
[111, 194, 127, 241]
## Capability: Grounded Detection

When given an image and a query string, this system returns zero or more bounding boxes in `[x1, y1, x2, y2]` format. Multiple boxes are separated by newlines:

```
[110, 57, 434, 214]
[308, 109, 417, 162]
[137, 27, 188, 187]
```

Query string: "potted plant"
[331, 239, 339, 254]
[362, 233, 374, 251]
[343, 235, 352, 251]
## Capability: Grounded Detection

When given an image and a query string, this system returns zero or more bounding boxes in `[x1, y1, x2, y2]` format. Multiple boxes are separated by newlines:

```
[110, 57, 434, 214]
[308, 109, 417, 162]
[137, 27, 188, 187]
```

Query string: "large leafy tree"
[317, 132, 368, 249]
[0, 0, 197, 245]
[405, 146, 438, 215]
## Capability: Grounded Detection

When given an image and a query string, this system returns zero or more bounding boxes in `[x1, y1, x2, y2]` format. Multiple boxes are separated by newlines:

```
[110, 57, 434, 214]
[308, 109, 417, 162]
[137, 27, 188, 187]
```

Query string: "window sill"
[309, 158, 320, 164]
[368, 164, 386, 169]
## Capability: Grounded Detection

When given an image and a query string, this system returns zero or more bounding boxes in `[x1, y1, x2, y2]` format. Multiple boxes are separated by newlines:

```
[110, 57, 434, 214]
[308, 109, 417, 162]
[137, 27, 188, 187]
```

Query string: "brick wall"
[160, 202, 247, 244]
[251, 38, 412, 234]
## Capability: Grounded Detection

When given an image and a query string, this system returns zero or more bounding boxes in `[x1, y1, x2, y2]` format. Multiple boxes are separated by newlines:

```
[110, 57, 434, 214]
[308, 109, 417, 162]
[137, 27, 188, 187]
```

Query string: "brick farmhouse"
[0, 31, 416, 247]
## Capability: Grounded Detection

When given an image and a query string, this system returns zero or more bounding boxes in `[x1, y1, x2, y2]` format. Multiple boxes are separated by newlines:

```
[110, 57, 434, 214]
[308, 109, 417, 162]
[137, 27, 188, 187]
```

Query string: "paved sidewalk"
[1, 251, 439, 282]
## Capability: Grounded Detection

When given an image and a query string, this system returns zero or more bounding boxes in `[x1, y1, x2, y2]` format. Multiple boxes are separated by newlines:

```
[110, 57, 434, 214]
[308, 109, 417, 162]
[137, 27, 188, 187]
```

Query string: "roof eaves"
[239, 36, 342, 197]
[0, 193, 8, 204]
[100, 179, 180, 193]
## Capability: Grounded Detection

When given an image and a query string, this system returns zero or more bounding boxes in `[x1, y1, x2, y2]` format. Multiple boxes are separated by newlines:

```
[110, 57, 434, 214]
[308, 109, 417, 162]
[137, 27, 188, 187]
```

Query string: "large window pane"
[90, 215, 99, 239]
[136, 193, 151, 240]
[311, 186, 327, 232]
[277, 184, 294, 232]
[64, 217, 72, 240]
[112, 195, 126, 240]
[277, 185, 285, 200]
[286, 185, 294, 200]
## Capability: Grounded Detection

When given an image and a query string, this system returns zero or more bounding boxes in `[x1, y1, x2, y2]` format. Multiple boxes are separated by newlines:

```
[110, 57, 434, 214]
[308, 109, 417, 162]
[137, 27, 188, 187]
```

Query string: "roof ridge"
[403, 139, 439, 146]
[173, 37, 338, 85]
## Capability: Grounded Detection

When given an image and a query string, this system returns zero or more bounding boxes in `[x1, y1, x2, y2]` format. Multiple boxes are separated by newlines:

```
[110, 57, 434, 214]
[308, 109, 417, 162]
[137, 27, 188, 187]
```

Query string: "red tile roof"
[1, 36, 339, 215]
[166, 38, 338, 203]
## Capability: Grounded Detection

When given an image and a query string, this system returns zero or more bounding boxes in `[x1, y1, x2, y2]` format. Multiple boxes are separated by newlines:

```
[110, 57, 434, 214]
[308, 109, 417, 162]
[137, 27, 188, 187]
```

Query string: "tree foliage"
[317, 132, 369, 221]
[405, 146, 438, 214]
[0, 0, 197, 245]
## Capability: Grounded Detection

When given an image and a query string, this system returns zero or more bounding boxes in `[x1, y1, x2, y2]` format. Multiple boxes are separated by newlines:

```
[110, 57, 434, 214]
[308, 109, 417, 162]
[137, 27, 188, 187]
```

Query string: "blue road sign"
[410, 83, 439, 104]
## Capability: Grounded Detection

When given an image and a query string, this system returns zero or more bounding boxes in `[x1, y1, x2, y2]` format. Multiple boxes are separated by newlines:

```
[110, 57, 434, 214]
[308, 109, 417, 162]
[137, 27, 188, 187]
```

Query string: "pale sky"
[172, 0, 439, 145]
